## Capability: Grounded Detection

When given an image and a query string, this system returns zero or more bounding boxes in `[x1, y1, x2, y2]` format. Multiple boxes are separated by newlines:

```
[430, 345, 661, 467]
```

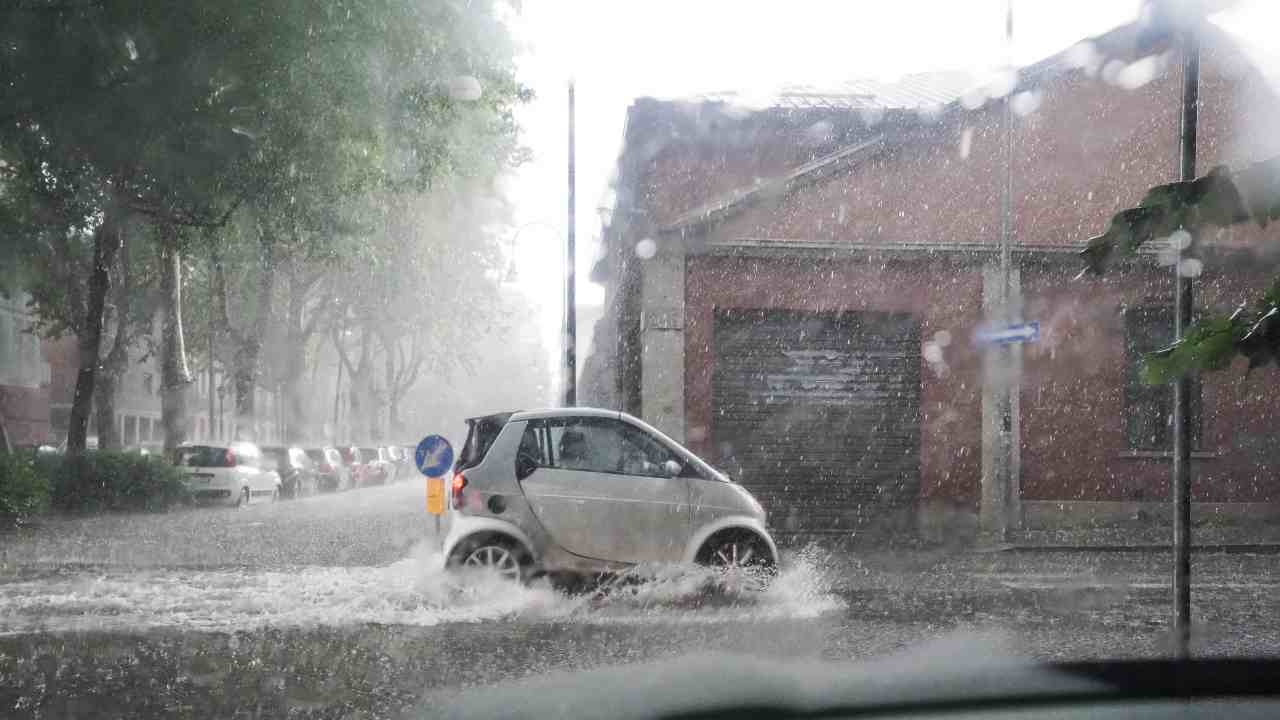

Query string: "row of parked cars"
[173, 442, 417, 507]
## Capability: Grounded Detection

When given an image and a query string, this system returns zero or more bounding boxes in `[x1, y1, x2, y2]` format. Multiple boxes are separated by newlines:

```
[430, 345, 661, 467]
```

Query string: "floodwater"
[4, 481, 1280, 718]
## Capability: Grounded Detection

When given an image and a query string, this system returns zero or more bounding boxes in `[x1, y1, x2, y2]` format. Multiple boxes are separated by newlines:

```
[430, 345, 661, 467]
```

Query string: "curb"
[992, 543, 1280, 554]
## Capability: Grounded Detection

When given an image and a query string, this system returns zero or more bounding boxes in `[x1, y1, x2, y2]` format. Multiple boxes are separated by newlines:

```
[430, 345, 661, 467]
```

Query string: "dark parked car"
[304, 447, 348, 492]
[260, 446, 317, 499]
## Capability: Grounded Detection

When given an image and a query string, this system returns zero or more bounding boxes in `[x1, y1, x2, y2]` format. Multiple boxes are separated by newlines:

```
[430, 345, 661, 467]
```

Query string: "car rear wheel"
[449, 535, 528, 583]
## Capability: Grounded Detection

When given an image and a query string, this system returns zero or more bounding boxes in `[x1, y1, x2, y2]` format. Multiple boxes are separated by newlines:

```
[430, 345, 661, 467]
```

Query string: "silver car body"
[442, 408, 776, 575]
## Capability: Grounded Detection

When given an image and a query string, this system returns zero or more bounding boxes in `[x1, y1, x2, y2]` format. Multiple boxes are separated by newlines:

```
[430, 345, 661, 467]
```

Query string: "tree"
[1080, 155, 1280, 379]
[3, 0, 528, 449]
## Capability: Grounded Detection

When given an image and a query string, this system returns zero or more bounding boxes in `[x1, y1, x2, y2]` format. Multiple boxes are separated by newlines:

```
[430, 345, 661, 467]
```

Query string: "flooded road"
[3, 482, 1280, 718]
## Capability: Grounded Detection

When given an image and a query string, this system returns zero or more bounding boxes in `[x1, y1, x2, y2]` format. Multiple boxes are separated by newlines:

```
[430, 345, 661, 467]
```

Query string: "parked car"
[358, 446, 390, 485]
[442, 407, 777, 585]
[260, 446, 317, 499]
[304, 447, 349, 492]
[337, 446, 365, 486]
[174, 442, 281, 507]
[380, 446, 405, 483]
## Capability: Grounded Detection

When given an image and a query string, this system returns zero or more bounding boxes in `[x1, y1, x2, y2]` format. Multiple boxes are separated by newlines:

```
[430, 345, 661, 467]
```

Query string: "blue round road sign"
[415, 435, 454, 477]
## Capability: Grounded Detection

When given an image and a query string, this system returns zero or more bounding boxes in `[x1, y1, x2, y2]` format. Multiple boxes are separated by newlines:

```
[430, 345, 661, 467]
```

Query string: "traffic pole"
[564, 80, 577, 407]
[1172, 24, 1199, 660]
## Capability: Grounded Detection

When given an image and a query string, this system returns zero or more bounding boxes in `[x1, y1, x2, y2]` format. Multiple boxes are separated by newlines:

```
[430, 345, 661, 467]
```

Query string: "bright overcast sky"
[493, 0, 1277, 372]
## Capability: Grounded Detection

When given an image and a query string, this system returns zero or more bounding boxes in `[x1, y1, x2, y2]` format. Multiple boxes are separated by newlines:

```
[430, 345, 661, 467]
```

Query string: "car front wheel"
[696, 531, 776, 589]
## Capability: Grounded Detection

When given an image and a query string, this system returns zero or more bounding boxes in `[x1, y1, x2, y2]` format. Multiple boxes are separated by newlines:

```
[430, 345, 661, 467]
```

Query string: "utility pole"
[208, 253, 216, 441]
[564, 80, 577, 407]
[1172, 23, 1199, 660]
[998, 0, 1016, 537]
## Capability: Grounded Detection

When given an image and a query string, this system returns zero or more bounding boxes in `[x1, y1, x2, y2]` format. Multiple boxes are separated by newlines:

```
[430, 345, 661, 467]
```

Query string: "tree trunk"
[0, 390, 11, 454]
[67, 209, 123, 454]
[94, 369, 120, 450]
[282, 274, 308, 443]
[230, 216, 277, 441]
[95, 231, 134, 451]
[158, 224, 192, 453]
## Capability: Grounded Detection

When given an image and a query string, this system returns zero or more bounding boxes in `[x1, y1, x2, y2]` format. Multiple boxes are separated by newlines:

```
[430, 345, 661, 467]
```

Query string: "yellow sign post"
[426, 476, 446, 514]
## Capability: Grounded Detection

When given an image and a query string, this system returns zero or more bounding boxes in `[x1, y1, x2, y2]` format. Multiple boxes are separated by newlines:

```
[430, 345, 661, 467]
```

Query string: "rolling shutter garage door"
[711, 309, 921, 534]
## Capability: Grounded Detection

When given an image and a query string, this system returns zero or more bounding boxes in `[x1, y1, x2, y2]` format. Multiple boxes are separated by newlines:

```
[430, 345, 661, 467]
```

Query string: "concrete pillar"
[980, 261, 1023, 538]
[639, 243, 686, 442]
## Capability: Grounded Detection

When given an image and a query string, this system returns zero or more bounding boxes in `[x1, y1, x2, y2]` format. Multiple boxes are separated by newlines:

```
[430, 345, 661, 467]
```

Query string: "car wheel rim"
[462, 545, 521, 581]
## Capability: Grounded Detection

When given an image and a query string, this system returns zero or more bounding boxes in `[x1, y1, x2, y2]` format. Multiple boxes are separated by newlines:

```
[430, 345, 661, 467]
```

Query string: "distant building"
[586, 21, 1280, 538]
[0, 293, 51, 446]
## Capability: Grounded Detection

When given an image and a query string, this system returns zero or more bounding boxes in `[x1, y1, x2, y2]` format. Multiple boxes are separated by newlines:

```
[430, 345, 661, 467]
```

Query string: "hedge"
[0, 450, 189, 518]
[0, 449, 50, 518]
[45, 451, 189, 513]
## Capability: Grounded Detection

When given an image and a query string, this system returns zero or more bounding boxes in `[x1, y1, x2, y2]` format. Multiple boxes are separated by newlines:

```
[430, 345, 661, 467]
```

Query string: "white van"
[175, 442, 281, 507]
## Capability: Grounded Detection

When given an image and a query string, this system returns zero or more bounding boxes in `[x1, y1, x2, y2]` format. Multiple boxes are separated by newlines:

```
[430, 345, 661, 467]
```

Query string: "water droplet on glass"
[125, 37, 138, 61]
[933, 330, 953, 347]
[1179, 258, 1203, 277]
[1170, 229, 1192, 250]
[1117, 55, 1163, 90]
[1010, 90, 1041, 117]
[959, 127, 973, 159]
[447, 75, 483, 101]
[635, 238, 657, 259]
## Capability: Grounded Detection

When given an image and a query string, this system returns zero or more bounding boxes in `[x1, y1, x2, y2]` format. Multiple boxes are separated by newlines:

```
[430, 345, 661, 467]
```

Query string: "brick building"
[583, 21, 1280, 538]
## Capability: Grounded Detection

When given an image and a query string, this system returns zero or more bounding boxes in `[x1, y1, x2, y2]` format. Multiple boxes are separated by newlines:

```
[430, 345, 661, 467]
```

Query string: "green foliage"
[0, 450, 50, 517]
[1081, 156, 1280, 381]
[1142, 280, 1280, 384]
[42, 451, 189, 513]
[1080, 157, 1280, 275]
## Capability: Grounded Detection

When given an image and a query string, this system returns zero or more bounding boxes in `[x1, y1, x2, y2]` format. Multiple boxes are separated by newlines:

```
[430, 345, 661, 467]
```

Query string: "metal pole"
[564, 80, 577, 407]
[333, 354, 343, 440]
[1172, 26, 1198, 660]
[208, 253, 216, 441]
[996, 0, 1015, 539]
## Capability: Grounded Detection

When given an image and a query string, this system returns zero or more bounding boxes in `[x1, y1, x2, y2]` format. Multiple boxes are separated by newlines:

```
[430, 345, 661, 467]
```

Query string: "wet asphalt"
[2, 479, 1279, 718]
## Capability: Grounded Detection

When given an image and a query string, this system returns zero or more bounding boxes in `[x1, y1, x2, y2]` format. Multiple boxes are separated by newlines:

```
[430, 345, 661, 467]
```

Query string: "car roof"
[509, 407, 622, 422]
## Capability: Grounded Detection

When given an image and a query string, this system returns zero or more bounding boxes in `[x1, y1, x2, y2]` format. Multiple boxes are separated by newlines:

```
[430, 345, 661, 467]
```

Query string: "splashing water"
[0, 543, 844, 635]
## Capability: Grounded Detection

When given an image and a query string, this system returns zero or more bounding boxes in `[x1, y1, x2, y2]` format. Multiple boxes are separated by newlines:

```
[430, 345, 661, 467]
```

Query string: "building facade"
[585, 22, 1280, 538]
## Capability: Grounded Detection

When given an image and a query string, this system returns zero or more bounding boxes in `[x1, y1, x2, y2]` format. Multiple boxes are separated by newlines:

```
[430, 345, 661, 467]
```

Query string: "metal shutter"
[711, 309, 921, 534]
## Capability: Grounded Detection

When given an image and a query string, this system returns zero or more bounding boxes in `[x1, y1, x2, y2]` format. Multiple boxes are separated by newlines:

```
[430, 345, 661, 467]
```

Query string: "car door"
[517, 415, 690, 564]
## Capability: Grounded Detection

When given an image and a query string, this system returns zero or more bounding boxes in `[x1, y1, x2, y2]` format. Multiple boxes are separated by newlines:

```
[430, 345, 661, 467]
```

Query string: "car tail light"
[225, 449, 236, 467]
[451, 472, 467, 508]
[319, 463, 333, 473]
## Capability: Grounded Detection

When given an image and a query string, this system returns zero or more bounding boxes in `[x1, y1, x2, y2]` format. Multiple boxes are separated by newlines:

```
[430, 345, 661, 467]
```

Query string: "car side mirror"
[516, 454, 538, 481]
[664, 459, 682, 478]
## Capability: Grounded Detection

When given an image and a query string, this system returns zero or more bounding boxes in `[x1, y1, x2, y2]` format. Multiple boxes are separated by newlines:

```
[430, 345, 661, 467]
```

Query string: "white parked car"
[175, 442, 281, 507]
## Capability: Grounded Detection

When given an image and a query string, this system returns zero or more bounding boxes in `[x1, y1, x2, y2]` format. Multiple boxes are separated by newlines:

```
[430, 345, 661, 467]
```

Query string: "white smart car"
[175, 442, 282, 507]
[443, 408, 778, 584]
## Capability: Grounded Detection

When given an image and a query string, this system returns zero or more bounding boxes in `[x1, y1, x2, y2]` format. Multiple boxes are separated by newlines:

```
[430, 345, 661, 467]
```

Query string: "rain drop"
[635, 238, 657, 259]
[1170, 229, 1192, 250]
[447, 75, 483, 101]
[1010, 90, 1041, 117]
[959, 128, 973, 159]
[1178, 258, 1203, 277]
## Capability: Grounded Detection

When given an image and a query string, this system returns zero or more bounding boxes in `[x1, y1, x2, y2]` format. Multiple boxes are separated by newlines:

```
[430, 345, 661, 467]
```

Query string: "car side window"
[539, 417, 675, 477]
[518, 423, 548, 465]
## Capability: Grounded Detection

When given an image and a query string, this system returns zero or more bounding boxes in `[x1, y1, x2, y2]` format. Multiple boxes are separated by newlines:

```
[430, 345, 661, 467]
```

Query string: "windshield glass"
[4, 0, 1280, 716]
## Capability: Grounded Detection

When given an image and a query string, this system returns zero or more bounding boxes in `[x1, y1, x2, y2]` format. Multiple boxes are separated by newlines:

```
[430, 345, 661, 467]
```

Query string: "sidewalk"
[993, 523, 1280, 553]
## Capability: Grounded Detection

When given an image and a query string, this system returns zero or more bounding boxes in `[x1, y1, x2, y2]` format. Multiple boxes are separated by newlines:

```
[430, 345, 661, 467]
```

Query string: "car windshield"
[5, 1, 1280, 716]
